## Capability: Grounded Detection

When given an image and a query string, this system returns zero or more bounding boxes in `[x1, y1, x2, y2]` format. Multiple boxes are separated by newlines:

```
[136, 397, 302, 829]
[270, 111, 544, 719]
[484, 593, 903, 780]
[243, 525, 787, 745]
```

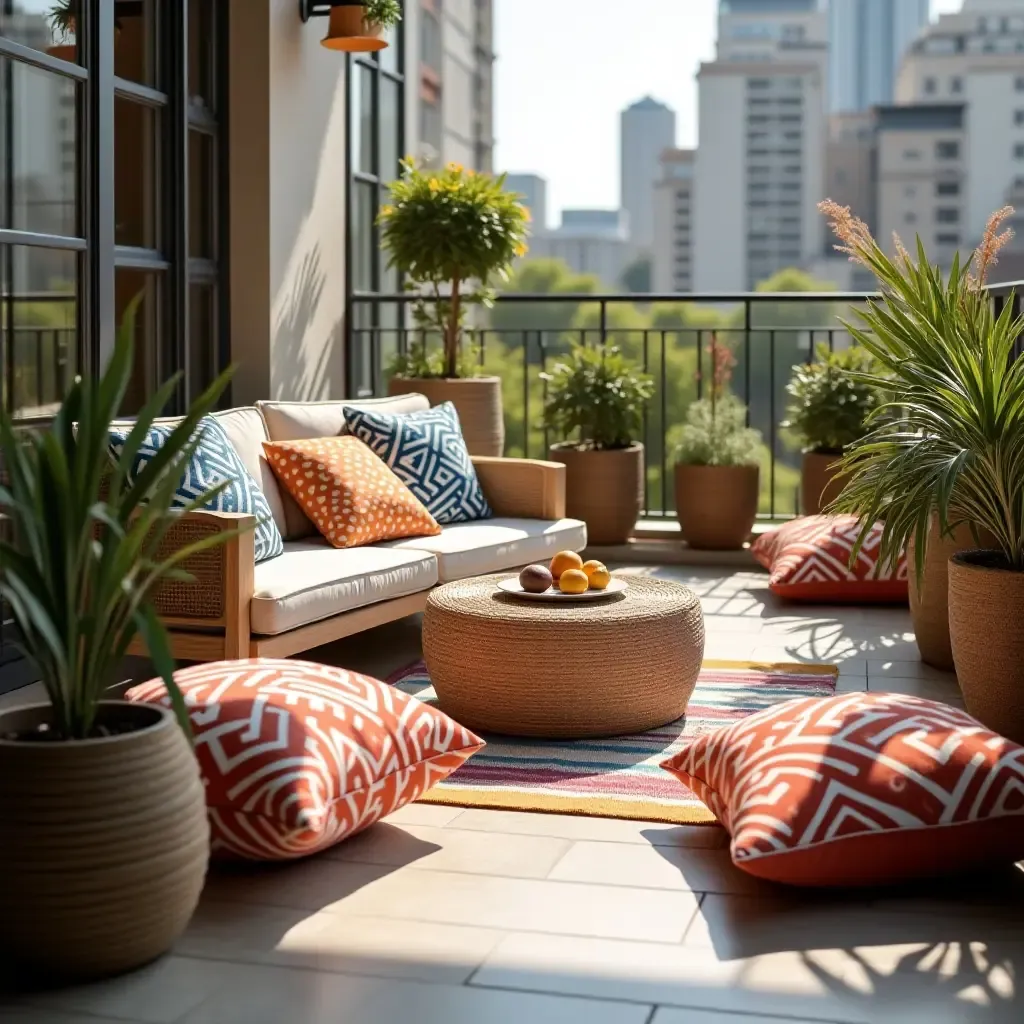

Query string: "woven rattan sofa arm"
[471, 457, 566, 520]
[150, 510, 255, 657]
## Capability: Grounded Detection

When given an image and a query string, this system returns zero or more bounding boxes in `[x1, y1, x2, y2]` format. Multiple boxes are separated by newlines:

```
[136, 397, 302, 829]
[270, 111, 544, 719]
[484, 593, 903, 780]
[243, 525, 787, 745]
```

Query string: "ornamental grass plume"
[816, 198, 1024, 575]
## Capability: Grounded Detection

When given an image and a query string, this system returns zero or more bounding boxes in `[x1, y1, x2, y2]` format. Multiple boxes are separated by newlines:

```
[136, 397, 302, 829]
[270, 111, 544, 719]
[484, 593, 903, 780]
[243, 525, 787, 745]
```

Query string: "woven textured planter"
[801, 451, 846, 516]
[549, 443, 643, 546]
[909, 520, 993, 671]
[0, 702, 209, 980]
[388, 376, 505, 457]
[949, 552, 1024, 744]
[675, 463, 759, 551]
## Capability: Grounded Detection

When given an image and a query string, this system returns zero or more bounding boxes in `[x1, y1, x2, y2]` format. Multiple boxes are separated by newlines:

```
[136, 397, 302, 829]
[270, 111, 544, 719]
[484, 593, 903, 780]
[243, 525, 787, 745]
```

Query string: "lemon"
[558, 568, 589, 594]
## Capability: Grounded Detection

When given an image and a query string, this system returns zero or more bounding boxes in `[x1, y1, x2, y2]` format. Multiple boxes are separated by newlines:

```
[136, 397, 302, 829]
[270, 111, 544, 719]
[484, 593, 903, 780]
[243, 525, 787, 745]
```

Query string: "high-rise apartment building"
[828, 0, 930, 114]
[894, 3, 1024, 257]
[406, 0, 495, 171]
[504, 174, 549, 232]
[694, 0, 827, 291]
[619, 97, 676, 257]
[652, 150, 695, 293]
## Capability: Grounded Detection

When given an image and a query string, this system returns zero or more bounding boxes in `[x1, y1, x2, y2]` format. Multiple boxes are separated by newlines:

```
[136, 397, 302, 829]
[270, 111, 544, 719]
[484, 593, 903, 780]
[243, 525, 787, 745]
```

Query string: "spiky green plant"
[819, 200, 1024, 576]
[47, 1, 75, 39]
[0, 296, 241, 741]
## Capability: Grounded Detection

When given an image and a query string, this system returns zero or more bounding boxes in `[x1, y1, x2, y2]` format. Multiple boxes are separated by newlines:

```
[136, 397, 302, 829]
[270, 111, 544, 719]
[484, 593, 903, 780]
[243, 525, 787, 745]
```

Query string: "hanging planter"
[305, 0, 402, 53]
[45, 2, 76, 61]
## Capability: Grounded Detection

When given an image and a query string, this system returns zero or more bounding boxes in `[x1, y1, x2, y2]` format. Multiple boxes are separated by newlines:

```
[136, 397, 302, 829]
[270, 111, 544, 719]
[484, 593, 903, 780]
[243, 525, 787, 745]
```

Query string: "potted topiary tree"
[674, 340, 763, 550]
[782, 342, 882, 515]
[542, 343, 654, 546]
[379, 158, 530, 456]
[318, 0, 403, 52]
[821, 199, 1024, 739]
[0, 301, 242, 979]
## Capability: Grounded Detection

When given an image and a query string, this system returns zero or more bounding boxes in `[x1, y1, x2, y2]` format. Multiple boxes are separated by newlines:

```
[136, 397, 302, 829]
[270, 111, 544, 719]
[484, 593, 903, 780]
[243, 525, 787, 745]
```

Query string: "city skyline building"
[828, 0, 930, 114]
[619, 96, 677, 257]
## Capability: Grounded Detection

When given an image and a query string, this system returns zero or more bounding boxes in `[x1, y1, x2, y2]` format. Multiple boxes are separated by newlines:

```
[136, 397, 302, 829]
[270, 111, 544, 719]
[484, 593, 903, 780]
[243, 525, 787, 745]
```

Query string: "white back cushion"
[257, 395, 431, 443]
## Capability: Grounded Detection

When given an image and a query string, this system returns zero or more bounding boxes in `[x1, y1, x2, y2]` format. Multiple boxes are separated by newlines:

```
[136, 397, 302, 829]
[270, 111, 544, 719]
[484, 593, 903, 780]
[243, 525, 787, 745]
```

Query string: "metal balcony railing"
[350, 283, 1024, 521]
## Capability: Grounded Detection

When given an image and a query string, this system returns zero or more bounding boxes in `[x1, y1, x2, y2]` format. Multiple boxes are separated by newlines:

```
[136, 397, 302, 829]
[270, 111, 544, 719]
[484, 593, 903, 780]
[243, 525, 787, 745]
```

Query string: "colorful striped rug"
[387, 659, 839, 825]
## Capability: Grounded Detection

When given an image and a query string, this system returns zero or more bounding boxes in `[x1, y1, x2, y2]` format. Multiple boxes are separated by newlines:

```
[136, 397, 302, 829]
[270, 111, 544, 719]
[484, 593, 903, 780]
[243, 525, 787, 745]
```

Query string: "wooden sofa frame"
[128, 457, 567, 663]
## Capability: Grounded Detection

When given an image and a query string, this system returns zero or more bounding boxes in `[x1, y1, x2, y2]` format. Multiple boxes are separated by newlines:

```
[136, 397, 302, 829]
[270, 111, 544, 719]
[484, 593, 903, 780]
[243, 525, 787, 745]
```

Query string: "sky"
[493, 0, 965, 228]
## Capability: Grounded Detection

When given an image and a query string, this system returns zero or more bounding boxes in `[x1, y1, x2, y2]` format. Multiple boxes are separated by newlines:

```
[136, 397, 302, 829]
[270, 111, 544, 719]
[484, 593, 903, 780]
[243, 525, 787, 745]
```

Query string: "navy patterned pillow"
[108, 415, 284, 563]
[342, 401, 492, 524]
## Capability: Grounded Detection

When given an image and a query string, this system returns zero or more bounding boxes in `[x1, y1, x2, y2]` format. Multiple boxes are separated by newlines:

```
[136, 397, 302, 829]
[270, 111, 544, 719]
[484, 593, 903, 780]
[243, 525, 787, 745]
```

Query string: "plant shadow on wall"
[271, 245, 334, 402]
[820, 200, 1024, 742]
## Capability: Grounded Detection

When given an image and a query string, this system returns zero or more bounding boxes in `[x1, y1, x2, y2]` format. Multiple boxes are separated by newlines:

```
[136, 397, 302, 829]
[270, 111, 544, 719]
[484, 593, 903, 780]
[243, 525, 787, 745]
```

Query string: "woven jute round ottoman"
[422, 574, 705, 738]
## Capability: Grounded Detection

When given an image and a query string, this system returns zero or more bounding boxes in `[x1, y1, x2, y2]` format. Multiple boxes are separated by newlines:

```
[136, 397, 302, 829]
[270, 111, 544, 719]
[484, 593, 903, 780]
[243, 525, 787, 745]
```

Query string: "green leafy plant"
[363, 0, 402, 28]
[379, 159, 530, 379]
[0, 296, 242, 741]
[782, 343, 882, 454]
[819, 199, 1024, 573]
[674, 338, 762, 467]
[674, 396, 763, 467]
[47, 1, 75, 39]
[541, 343, 654, 451]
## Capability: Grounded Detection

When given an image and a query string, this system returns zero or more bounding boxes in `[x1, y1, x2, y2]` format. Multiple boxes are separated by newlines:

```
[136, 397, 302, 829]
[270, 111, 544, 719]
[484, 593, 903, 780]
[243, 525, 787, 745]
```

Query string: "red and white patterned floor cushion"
[126, 659, 484, 861]
[752, 514, 908, 602]
[662, 692, 1024, 886]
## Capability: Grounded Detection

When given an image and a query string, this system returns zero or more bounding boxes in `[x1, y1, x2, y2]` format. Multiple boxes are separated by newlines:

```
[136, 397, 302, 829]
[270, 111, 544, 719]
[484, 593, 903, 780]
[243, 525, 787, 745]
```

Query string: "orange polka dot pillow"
[751, 514, 908, 602]
[661, 692, 1024, 887]
[126, 659, 484, 861]
[262, 436, 441, 548]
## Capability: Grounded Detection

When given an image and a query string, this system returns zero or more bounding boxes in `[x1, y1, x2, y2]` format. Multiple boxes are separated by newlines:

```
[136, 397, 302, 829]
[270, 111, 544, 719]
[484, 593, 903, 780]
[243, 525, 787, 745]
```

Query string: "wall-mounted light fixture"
[298, 0, 388, 53]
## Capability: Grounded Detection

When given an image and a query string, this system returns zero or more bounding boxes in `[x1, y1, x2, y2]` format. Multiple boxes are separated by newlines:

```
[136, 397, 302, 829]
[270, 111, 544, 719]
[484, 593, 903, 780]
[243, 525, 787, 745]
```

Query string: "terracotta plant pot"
[674, 463, 760, 550]
[388, 376, 505, 457]
[949, 551, 1024, 743]
[320, 5, 387, 52]
[0, 702, 209, 980]
[801, 450, 846, 516]
[909, 519, 994, 671]
[549, 443, 643, 546]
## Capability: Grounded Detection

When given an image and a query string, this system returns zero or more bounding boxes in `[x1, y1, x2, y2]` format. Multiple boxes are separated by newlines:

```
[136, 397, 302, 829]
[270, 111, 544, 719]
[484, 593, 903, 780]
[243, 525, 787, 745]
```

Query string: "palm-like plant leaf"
[0, 295, 243, 739]
[818, 201, 1024, 581]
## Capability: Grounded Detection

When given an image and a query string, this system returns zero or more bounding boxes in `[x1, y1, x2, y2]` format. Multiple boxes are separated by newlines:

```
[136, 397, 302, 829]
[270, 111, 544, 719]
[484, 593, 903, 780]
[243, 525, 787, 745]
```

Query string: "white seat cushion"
[250, 540, 438, 636]
[384, 518, 588, 583]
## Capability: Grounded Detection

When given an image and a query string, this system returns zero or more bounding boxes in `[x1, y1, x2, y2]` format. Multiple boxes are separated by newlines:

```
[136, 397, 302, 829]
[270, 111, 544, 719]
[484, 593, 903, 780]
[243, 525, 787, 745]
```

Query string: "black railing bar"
[351, 290, 882, 303]
[743, 300, 752, 424]
[660, 330, 668, 517]
[642, 330, 649, 514]
[522, 330, 529, 459]
[770, 329, 776, 519]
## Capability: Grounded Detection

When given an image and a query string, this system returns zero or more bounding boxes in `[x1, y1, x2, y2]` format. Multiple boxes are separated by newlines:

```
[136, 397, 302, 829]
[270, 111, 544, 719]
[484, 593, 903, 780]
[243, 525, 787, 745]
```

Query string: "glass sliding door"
[0, 0, 228, 691]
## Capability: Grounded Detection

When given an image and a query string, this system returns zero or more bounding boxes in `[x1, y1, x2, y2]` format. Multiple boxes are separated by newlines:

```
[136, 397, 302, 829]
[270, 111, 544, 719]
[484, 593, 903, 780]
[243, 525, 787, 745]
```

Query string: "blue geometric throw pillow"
[107, 415, 284, 563]
[342, 401, 492, 524]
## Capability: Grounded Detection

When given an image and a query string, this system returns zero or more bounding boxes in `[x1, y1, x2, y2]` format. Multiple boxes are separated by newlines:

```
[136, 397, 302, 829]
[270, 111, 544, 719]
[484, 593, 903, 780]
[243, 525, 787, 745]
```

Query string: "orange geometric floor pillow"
[662, 692, 1024, 887]
[752, 514, 908, 602]
[126, 659, 484, 861]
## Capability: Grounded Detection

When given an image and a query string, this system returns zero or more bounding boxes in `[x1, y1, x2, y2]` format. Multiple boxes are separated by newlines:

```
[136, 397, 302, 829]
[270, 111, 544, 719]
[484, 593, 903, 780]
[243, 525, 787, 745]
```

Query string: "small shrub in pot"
[674, 341, 763, 550]
[542, 343, 654, 546]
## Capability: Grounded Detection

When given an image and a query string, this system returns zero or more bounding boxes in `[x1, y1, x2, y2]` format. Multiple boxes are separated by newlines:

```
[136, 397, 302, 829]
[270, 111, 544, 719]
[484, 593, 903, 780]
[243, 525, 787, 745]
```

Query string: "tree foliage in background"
[379, 159, 529, 378]
[620, 257, 653, 294]
[0, 297, 242, 741]
[541, 343, 654, 451]
[782, 342, 883, 454]
[821, 199, 1024, 573]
